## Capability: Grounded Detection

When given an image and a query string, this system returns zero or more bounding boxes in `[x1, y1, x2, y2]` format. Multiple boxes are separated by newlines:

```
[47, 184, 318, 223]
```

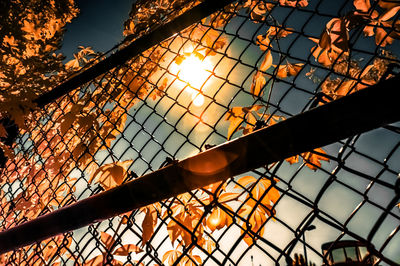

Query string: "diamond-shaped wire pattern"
[0, 0, 400, 265]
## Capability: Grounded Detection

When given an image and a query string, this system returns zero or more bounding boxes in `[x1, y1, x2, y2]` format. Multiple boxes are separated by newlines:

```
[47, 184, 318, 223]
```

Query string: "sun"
[170, 52, 212, 107]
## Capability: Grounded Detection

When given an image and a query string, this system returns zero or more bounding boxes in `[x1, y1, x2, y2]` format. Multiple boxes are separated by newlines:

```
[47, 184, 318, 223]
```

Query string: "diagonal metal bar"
[33, 0, 237, 108]
[0, 75, 399, 254]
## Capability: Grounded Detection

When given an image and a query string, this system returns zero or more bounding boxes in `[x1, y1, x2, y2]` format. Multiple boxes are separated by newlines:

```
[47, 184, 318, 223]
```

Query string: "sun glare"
[192, 93, 205, 107]
[171, 52, 212, 107]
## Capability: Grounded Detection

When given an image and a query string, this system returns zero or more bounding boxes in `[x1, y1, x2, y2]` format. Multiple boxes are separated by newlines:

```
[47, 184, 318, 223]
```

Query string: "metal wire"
[1, 0, 400, 265]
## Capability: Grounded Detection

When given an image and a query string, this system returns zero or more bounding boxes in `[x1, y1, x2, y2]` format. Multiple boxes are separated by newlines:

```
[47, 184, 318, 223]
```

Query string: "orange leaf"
[325, 18, 349, 51]
[238, 203, 270, 246]
[256, 35, 271, 51]
[162, 250, 182, 265]
[378, 0, 400, 9]
[301, 148, 330, 170]
[84, 255, 104, 266]
[236, 176, 280, 204]
[260, 50, 273, 72]
[375, 27, 394, 46]
[286, 155, 299, 164]
[235, 175, 258, 188]
[380, 6, 400, 21]
[140, 204, 159, 246]
[88, 160, 133, 190]
[218, 192, 239, 203]
[354, 0, 371, 12]
[250, 71, 266, 97]
[267, 26, 293, 38]
[319, 31, 331, 50]
[206, 204, 233, 231]
[279, 0, 309, 7]
[363, 24, 375, 37]
[100, 231, 115, 250]
[276, 63, 303, 78]
[113, 244, 143, 255]
[181, 254, 202, 266]
[225, 107, 245, 140]
[203, 238, 216, 254]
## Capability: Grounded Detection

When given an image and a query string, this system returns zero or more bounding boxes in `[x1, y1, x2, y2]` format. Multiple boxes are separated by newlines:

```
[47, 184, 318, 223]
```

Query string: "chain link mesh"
[1, 0, 400, 265]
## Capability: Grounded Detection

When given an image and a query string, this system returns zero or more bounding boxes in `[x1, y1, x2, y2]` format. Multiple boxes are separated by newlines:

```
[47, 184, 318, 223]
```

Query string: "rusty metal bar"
[1, 75, 400, 254]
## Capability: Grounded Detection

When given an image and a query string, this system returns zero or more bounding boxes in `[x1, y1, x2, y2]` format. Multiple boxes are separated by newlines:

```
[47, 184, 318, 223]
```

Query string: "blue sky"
[60, 0, 134, 60]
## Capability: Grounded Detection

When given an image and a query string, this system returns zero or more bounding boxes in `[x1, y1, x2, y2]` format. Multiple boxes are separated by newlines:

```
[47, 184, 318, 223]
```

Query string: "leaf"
[250, 71, 266, 97]
[65, 55, 80, 71]
[123, 20, 135, 36]
[113, 244, 143, 255]
[100, 231, 115, 250]
[256, 35, 271, 51]
[238, 203, 271, 246]
[276, 62, 303, 78]
[260, 50, 273, 72]
[325, 18, 349, 51]
[203, 180, 223, 195]
[267, 26, 294, 38]
[236, 175, 257, 188]
[203, 237, 216, 254]
[0, 142, 14, 161]
[88, 160, 133, 190]
[310, 45, 336, 67]
[225, 107, 245, 140]
[58, 112, 76, 135]
[181, 254, 202, 266]
[375, 26, 394, 46]
[84, 255, 104, 266]
[354, 0, 371, 12]
[206, 204, 233, 231]
[140, 204, 160, 246]
[167, 214, 199, 246]
[378, 0, 400, 10]
[301, 148, 330, 170]
[319, 31, 331, 50]
[279, 0, 309, 7]
[380, 6, 400, 21]
[235, 176, 280, 205]
[286, 155, 299, 164]
[218, 192, 239, 203]
[363, 24, 376, 37]
[162, 250, 182, 265]
[3, 35, 18, 47]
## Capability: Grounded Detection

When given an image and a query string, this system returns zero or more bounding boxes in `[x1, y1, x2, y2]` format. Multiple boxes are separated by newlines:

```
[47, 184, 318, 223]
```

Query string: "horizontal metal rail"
[1, 75, 400, 254]
[33, 0, 236, 108]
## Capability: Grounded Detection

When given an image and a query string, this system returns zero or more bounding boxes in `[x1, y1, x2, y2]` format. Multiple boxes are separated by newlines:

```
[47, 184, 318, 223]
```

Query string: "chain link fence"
[1, 0, 400, 265]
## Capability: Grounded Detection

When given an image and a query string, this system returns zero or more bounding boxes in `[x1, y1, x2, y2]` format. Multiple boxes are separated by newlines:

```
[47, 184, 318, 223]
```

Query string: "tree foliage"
[0, 0, 78, 128]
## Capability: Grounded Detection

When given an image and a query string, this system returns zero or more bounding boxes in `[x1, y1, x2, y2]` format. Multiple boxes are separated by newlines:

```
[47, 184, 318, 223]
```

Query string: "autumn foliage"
[0, 0, 399, 265]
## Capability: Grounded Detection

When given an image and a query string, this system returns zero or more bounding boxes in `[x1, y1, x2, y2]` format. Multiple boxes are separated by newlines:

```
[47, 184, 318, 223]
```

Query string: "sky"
[60, 0, 134, 60]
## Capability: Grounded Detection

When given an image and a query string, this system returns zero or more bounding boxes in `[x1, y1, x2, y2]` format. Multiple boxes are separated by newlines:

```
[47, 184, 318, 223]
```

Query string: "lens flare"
[192, 93, 205, 107]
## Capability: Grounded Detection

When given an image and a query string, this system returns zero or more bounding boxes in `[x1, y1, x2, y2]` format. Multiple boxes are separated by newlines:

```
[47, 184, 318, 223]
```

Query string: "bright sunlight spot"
[192, 93, 205, 107]
[170, 52, 213, 107]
